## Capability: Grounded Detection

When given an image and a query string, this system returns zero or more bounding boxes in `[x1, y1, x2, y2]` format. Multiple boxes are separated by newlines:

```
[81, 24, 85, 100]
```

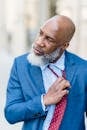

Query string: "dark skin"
[33, 15, 75, 106]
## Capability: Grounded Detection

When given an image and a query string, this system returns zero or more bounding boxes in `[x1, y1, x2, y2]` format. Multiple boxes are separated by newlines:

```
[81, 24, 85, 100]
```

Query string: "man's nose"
[36, 36, 45, 47]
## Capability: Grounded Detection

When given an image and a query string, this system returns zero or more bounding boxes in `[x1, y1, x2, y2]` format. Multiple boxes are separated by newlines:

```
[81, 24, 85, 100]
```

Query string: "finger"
[54, 79, 69, 91]
[52, 77, 64, 91]
[60, 80, 70, 90]
[61, 89, 69, 97]
[54, 77, 64, 86]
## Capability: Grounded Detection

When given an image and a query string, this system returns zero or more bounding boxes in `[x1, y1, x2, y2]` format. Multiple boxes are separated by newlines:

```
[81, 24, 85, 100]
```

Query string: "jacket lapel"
[65, 51, 76, 83]
[29, 65, 45, 94]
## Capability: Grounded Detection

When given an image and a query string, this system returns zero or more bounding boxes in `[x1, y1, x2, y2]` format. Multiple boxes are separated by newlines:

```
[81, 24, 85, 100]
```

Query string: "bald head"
[45, 15, 75, 43]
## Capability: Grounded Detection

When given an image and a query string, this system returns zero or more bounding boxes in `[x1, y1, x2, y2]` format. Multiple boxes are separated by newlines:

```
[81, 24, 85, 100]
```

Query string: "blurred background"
[0, 0, 87, 129]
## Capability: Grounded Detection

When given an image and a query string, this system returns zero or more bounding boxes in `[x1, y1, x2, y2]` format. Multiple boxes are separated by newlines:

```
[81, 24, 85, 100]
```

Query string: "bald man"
[5, 15, 87, 130]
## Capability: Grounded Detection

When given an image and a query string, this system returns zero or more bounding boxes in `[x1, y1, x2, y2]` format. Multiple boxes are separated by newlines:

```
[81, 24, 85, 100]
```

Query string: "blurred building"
[0, 0, 87, 58]
[56, 0, 87, 59]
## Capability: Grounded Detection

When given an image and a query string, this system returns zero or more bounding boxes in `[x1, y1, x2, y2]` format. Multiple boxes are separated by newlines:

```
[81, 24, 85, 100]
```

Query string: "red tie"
[48, 65, 67, 130]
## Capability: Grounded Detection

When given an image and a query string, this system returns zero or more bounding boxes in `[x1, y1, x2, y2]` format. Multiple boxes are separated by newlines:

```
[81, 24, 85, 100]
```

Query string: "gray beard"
[27, 48, 61, 67]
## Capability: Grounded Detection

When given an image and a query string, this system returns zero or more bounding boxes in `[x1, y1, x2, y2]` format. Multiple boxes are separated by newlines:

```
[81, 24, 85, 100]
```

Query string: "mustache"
[32, 45, 44, 54]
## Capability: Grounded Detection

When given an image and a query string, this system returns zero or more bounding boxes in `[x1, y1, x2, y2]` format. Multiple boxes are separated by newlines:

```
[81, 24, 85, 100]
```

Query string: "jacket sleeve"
[4, 59, 46, 124]
[86, 85, 87, 116]
[85, 70, 87, 116]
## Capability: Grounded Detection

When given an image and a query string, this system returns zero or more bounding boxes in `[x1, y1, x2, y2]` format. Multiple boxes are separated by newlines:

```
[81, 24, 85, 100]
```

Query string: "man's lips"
[33, 47, 44, 55]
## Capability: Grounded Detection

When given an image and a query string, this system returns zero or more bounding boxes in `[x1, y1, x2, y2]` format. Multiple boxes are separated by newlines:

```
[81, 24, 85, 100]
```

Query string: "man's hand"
[43, 77, 70, 106]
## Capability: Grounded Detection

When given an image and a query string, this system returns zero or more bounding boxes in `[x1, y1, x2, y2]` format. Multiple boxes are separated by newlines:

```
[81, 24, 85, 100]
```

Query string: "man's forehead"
[41, 19, 59, 32]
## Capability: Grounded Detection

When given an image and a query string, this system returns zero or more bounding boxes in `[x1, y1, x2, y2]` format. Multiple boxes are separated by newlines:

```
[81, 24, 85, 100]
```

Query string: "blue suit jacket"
[5, 51, 87, 130]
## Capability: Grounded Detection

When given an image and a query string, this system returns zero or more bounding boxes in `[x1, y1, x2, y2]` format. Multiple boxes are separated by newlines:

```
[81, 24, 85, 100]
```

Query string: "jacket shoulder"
[15, 53, 29, 62]
[66, 51, 87, 65]
[13, 53, 31, 68]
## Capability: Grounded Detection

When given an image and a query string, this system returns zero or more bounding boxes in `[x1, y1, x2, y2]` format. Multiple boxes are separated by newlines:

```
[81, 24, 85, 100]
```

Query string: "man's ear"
[62, 42, 69, 50]
[65, 42, 69, 48]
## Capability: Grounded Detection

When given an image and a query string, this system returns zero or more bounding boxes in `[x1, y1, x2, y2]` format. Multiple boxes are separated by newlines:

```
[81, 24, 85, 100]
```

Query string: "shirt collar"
[41, 52, 65, 71]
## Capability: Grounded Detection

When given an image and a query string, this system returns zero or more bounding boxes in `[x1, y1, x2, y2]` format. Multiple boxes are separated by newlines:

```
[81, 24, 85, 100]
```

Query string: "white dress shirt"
[40, 52, 65, 130]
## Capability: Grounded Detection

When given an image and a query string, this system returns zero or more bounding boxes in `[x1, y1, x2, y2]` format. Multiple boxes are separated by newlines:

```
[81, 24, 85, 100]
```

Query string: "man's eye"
[47, 38, 54, 42]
